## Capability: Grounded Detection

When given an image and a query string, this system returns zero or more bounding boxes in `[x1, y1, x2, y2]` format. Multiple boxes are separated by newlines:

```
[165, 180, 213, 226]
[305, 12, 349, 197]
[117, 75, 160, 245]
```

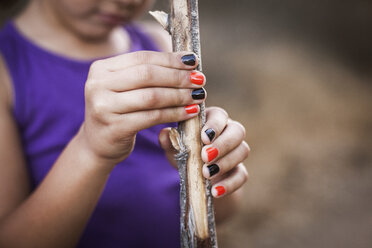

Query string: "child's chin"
[73, 25, 117, 42]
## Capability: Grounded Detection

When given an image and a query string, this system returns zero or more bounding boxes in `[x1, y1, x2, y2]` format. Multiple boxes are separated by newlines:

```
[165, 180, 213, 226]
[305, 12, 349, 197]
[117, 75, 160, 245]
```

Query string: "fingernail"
[205, 128, 215, 142]
[190, 71, 205, 85]
[215, 186, 226, 196]
[191, 88, 206, 100]
[185, 104, 198, 114]
[206, 147, 218, 162]
[207, 164, 220, 177]
[181, 54, 196, 66]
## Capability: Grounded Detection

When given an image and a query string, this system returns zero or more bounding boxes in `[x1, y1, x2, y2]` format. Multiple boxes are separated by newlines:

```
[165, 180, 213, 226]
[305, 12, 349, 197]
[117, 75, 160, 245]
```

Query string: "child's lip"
[97, 13, 127, 25]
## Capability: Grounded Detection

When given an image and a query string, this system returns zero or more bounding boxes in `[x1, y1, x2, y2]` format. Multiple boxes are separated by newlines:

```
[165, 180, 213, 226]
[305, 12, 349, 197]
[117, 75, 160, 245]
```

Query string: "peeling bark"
[150, 1, 217, 247]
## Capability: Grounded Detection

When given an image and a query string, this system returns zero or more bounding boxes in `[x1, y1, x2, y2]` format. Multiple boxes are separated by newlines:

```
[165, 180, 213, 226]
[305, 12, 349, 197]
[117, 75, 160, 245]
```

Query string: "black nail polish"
[205, 128, 215, 142]
[192, 88, 205, 100]
[207, 164, 220, 177]
[181, 54, 196, 66]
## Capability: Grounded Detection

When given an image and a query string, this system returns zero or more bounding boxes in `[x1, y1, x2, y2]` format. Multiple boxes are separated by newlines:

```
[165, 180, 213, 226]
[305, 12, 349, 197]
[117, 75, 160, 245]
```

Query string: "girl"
[0, 0, 250, 247]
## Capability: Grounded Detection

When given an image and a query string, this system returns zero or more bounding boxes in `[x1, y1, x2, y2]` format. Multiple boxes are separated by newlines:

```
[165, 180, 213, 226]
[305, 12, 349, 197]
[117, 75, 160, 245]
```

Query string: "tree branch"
[151, 1, 217, 247]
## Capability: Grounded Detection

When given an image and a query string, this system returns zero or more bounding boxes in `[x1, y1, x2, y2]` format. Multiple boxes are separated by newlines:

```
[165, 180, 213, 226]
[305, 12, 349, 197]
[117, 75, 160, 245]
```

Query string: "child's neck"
[14, 1, 131, 61]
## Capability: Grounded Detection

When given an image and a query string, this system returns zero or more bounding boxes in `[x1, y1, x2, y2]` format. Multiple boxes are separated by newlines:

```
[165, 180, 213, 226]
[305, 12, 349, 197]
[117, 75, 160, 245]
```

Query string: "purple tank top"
[0, 22, 180, 248]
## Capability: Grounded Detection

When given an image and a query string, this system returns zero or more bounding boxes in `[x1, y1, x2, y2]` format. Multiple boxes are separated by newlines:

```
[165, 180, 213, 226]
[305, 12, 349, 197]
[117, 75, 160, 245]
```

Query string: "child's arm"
[0, 55, 114, 247]
[0, 54, 31, 223]
[0, 51, 205, 247]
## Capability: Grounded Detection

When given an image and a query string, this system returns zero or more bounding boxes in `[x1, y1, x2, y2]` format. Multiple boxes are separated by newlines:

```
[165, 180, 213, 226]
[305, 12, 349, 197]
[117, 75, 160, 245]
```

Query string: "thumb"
[159, 127, 178, 169]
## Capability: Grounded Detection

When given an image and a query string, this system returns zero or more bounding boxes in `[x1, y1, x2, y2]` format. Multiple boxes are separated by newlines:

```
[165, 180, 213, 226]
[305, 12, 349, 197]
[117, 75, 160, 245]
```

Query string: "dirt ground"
[155, 1, 372, 247]
[190, 1, 372, 247]
[2, 0, 372, 247]
[212, 41, 372, 248]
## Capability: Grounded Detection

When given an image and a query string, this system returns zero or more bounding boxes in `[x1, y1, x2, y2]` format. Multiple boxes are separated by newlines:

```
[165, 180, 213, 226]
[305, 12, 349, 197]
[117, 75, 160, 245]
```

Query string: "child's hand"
[80, 51, 206, 168]
[159, 107, 250, 198]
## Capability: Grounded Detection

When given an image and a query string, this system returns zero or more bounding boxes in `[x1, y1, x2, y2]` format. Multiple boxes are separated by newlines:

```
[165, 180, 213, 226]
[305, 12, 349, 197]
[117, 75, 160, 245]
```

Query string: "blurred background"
[1, 0, 372, 247]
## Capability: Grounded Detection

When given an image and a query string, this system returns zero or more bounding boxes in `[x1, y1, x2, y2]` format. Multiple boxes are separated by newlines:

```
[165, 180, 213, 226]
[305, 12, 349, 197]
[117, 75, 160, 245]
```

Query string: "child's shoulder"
[137, 21, 172, 52]
[0, 21, 25, 109]
[0, 21, 24, 63]
[0, 22, 14, 50]
[0, 53, 13, 114]
[0, 21, 17, 43]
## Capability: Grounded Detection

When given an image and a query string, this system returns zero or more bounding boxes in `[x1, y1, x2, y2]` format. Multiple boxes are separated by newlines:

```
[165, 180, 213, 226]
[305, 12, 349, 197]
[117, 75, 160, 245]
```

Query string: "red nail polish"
[206, 147, 218, 162]
[190, 72, 205, 85]
[185, 104, 198, 114]
[215, 186, 225, 196]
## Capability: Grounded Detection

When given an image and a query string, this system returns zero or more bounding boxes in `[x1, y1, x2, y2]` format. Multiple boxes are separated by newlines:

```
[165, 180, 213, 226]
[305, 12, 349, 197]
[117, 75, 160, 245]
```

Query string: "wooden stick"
[150, 1, 218, 247]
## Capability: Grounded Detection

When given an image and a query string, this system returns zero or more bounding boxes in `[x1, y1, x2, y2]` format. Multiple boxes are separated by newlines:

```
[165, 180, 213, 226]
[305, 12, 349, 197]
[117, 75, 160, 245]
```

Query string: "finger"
[114, 104, 200, 132]
[201, 107, 229, 144]
[105, 65, 206, 92]
[158, 128, 178, 169]
[202, 141, 250, 179]
[98, 51, 199, 71]
[201, 120, 246, 164]
[211, 163, 248, 198]
[110, 88, 206, 113]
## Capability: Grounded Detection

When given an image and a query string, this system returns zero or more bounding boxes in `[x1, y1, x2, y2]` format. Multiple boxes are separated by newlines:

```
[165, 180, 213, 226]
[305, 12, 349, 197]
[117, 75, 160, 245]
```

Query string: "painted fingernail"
[190, 71, 205, 85]
[185, 104, 198, 114]
[215, 186, 226, 196]
[207, 164, 220, 177]
[206, 147, 218, 162]
[205, 128, 215, 142]
[191, 88, 206, 100]
[181, 54, 196, 66]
